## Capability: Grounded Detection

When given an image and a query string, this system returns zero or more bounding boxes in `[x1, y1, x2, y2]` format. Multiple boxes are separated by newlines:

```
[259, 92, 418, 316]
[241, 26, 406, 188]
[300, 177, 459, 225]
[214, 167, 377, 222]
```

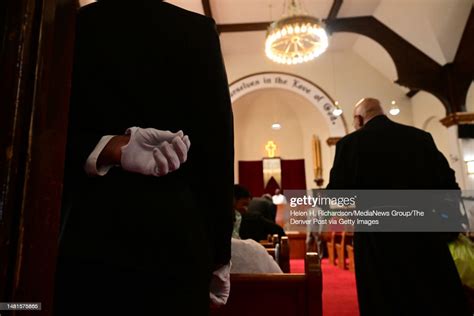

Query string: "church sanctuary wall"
[232, 89, 332, 190]
[233, 90, 305, 161]
[411, 90, 474, 190]
[223, 48, 414, 189]
[373, 0, 472, 66]
[223, 49, 413, 134]
[411, 91, 450, 160]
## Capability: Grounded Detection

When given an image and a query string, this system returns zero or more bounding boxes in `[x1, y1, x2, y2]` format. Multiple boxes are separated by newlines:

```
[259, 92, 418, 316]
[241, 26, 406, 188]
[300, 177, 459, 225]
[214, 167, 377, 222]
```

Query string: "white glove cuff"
[84, 135, 117, 176]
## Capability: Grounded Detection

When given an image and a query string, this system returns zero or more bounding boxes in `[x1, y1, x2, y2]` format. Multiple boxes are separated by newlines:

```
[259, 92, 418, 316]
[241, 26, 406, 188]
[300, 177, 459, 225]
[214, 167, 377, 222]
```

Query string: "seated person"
[230, 238, 283, 274]
[234, 184, 286, 242]
[248, 195, 277, 222]
[232, 184, 251, 238]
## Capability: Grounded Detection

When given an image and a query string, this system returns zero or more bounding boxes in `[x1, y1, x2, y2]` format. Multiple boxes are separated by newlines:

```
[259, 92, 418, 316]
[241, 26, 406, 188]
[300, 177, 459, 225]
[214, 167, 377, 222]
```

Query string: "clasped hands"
[121, 127, 191, 176]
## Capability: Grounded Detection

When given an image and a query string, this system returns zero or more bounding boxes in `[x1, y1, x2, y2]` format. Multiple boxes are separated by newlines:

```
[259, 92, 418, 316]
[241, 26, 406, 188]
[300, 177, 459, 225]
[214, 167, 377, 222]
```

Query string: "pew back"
[211, 253, 322, 316]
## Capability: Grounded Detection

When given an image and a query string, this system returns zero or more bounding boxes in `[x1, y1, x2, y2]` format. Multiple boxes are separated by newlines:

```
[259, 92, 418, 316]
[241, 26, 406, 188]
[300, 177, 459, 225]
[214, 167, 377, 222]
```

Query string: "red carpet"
[290, 259, 359, 316]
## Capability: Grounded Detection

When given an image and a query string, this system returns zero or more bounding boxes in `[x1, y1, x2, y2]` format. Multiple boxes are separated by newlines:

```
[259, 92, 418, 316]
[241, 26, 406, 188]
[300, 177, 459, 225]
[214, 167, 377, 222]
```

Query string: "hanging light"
[265, 0, 328, 65]
[389, 100, 400, 116]
[272, 123, 282, 130]
[332, 101, 343, 116]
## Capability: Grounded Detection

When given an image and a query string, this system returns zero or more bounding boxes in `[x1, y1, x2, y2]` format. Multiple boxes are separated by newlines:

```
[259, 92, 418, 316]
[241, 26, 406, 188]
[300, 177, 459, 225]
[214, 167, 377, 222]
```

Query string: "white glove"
[120, 127, 191, 176]
[209, 262, 231, 308]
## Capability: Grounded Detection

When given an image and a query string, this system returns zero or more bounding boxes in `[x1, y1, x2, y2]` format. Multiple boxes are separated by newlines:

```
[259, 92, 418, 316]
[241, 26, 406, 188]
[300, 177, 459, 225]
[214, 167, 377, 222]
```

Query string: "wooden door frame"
[0, 0, 76, 314]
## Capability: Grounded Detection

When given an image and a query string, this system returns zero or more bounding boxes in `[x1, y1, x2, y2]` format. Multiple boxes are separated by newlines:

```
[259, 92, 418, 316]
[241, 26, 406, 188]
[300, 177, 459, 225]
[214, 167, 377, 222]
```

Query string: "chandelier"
[265, 0, 329, 65]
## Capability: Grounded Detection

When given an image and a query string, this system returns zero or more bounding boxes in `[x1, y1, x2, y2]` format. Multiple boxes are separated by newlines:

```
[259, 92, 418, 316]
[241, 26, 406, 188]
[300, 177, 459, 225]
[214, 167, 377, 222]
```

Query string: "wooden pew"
[326, 232, 337, 265]
[261, 235, 291, 273]
[212, 253, 323, 316]
[286, 231, 307, 259]
[346, 244, 355, 272]
[345, 232, 355, 272]
[335, 232, 347, 269]
[260, 233, 279, 248]
[335, 232, 354, 270]
[277, 236, 290, 273]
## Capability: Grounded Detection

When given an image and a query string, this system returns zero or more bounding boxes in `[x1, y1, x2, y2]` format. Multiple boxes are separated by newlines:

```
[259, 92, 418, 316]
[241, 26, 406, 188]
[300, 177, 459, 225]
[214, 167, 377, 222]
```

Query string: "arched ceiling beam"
[325, 10, 473, 113]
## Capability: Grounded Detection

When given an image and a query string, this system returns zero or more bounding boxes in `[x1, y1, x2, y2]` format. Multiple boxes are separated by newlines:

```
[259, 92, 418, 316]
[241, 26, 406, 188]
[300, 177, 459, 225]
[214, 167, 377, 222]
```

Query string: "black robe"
[327, 115, 470, 316]
[239, 212, 286, 242]
[55, 2, 234, 315]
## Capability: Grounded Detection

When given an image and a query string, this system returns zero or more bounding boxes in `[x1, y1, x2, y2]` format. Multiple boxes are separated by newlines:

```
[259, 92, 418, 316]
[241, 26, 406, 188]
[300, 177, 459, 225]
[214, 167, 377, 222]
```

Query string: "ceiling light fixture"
[332, 101, 343, 116]
[265, 0, 328, 65]
[389, 100, 400, 116]
[272, 123, 282, 130]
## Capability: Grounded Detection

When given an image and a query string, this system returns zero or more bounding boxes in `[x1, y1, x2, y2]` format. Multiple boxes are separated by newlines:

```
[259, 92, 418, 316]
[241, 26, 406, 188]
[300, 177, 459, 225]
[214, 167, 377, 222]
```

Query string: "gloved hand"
[209, 262, 231, 308]
[121, 127, 191, 176]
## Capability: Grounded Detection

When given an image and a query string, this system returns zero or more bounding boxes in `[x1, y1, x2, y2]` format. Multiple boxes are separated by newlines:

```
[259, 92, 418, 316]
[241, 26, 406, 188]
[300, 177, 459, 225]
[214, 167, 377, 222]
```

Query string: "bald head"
[353, 98, 385, 130]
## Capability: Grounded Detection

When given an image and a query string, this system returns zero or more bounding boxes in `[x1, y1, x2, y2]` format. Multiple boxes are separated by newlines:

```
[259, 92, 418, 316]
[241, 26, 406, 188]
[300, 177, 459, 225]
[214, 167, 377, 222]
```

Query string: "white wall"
[222, 46, 414, 132]
[411, 91, 449, 156]
[353, 34, 398, 84]
[411, 91, 468, 189]
[233, 89, 305, 162]
[224, 47, 414, 189]
[373, 0, 472, 64]
[233, 88, 332, 190]
[224, 41, 474, 190]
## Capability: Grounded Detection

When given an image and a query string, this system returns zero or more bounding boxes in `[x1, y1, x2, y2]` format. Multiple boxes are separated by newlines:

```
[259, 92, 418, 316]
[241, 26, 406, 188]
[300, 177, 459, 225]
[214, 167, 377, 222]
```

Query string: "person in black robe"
[248, 196, 277, 222]
[55, 1, 234, 315]
[326, 98, 470, 316]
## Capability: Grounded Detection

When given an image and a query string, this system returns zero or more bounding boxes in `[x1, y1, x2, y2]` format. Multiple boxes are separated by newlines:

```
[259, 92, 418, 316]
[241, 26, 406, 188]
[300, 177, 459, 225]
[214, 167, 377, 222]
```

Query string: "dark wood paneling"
[440, 112, 474, 128]
[406, 89, 419, 98]
[0, 0, 40, 302]
[201, 0, 213, 18]
[217, 22, 270, 33]
[326, 16, 442, 92]
[0, 0, 7, 55]
[326, 137, 341, 146]
[0, 0, 76, 314]
[325, 16, 473, 113]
